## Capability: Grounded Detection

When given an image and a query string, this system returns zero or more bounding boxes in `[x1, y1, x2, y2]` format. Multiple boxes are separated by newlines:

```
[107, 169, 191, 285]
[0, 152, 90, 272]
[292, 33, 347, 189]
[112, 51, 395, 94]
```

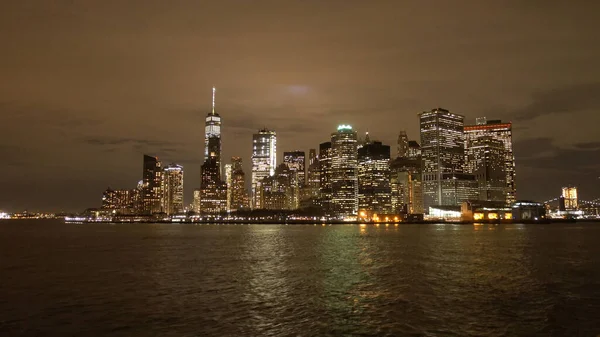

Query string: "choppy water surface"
[1, 221, 600, 336]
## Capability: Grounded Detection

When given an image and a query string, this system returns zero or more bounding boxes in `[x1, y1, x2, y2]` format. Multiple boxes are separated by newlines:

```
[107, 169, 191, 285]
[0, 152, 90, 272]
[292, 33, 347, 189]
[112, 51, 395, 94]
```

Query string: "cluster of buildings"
[99, 87, 535, 221]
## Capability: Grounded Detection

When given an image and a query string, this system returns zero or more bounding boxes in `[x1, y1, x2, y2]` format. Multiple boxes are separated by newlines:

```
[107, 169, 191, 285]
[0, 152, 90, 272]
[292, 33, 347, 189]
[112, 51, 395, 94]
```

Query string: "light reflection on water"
[1, 221, 600, 336]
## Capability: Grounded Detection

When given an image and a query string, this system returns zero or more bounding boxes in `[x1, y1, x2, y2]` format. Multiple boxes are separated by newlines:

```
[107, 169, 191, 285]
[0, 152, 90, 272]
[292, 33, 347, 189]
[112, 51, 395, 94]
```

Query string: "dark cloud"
[512, 82, 600, 121]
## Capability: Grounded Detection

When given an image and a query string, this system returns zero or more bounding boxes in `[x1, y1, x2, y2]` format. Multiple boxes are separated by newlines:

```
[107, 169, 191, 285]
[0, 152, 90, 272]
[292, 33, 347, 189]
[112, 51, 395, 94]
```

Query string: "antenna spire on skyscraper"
[212, 86, 216, 115]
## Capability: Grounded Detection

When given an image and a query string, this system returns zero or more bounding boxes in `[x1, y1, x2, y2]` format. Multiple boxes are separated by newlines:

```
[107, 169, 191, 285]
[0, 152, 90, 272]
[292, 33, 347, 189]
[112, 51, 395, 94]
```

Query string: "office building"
[230, 157, 246, 211]
[464, 119, 516, 205]
[465, 136, 506, 203]
[358, 140, 392, 214]
[562, 186, 578, 210]
[102, 188, 137, 214]
[251, 128, 277, 208]
[225, 163, 232, 211]
[193, 188, 201, 213]
[162, 164, 184, 215]
[257, 164, 295, 210]
[390, 157, 424, 214]
[419, 108, 466, 211]
[142, 155, 163, 214]
[205, 87, 222, 171]
[200, 158, 227, 214]
[331, 125, 358, 218]
[318, 142, 333, 213]
[407, 140, 421, 159]
[397, 131, 409, 158]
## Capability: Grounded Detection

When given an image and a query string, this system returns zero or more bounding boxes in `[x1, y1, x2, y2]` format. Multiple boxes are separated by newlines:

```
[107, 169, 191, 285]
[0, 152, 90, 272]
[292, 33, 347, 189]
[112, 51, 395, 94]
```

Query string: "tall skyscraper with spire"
[205, 87, 222, 172]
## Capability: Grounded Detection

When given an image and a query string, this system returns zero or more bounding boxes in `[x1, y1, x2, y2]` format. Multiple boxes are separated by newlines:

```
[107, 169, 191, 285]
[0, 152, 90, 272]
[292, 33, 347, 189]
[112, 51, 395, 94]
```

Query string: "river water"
[1, 220, 599, 336]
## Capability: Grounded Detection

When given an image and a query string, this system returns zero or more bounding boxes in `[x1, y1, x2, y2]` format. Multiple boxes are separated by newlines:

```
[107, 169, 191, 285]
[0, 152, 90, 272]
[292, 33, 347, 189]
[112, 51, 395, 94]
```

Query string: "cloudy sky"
[1, 0, 599, 212]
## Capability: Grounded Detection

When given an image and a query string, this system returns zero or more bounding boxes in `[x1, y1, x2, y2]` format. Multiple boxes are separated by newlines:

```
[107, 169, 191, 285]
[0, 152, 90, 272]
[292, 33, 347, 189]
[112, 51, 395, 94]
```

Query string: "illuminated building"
[562, 186, 578, 210]
[258, 164, 294, 210]
[358, 140, 392, 214]
[251, 128, 277, 208]
[102, 188, 137, 214]
[225, 163, 232, 211]
[283, 151, 306, 186]
[465, 136, 506, 203]
[464, 119, 516, 205]
[162, 164, 184, 215]
[283, 151, 305, 209]
[200, 158, 227, 214]
[142, 154, 163, 214]
[303, 148, 320, 203]
[407, 140, 421, 159]
[193, 188, 201, 213]
[205, 87, 222, 172]
[318, 142, 332, 213]
[331, 125, 358, 217]
[397, 131, 409, 158]
[390, 157, 424, 214]
[439, 173, 479, 206]
[230, 157, 246, 211]
[512, 201, 546, 221]
[419, 108, 466, 211]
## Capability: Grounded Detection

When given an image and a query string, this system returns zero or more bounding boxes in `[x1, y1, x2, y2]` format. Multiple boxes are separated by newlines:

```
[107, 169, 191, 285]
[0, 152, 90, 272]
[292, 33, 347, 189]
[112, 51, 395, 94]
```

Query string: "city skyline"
[1, 1, 600, 212]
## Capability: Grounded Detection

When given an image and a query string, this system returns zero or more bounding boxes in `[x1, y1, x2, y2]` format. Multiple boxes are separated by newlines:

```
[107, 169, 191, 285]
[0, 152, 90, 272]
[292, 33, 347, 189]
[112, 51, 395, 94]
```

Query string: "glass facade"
[358, 141, 391, 214]
[331, 125, 358, 217]
[251, 129, 277, 208]
[142, 154, 162, 214]
[464, 120, 516, 205]
[162, 164, 184, 215]
[465, 136, 506, 203]
[419, 108, 465, 210]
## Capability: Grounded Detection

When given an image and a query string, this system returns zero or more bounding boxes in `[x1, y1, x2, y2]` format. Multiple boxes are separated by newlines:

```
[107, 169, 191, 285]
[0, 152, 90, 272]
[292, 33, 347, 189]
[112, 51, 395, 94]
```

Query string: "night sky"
[1, 1, 600, 212]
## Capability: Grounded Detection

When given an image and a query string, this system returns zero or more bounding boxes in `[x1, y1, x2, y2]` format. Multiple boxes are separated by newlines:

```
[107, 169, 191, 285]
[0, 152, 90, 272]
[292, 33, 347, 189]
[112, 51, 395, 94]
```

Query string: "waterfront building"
[562, 186, 578, 210]
[464, 119, 516, 205]
[512, 201, 546, 221]
[358, 140, 392, 214]
[419, 108, 466, 211]
[438, 173, 479, 207]
[397, 131, 409, 158]
[251, 128, 277, 208]
[193, 188, 201, 213]
[283, 150, 305, 209]
[258, 164, 295, 210]
[465, 136, 506, 203]
[225, 163, 232, 211]
[204, 87, 222, 171]
[162, 164, 184, 215]
[303, 148, 320, 205]
[200, 158, 227, 214]
[141, 154, 163, 214]
[331, 125, 358, 218]
[318, 142, 333, 213]
[390, 157, 424, 214]
[230, 157, 246, 211]
[102, 188, 137, 214]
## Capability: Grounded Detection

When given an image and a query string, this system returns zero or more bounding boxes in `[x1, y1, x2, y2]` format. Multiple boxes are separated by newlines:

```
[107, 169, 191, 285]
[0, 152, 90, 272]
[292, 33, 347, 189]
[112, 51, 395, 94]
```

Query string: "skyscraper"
[251, 128, 277, 208]
[162, 164, 184, 215]
[331, 125, 358, 218]
[142, 154, 162, 214]
[230, 157, 246, 211]
[257, 164, 295, 210]
[407, 140, 421, 159]
[283, 151, 306, 186]
[397, 131, 409, 158]
[225, 163, 232, 211]
[465, 136, 506, 203]
[358, 140, 392, 214]
[304, 148, 320, 203]
[464, 119, 516, 205]
[390, 156, 424, 214]
[200, 157, 227, 214]
[419, 108, 467, 210]
[205, 87, 222, 171]
[318, 142, 332, 213]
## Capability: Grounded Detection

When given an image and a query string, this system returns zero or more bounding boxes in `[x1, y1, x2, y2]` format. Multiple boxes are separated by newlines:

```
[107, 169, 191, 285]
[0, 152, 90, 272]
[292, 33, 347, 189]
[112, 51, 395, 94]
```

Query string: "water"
[1, 220, 600, 336]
